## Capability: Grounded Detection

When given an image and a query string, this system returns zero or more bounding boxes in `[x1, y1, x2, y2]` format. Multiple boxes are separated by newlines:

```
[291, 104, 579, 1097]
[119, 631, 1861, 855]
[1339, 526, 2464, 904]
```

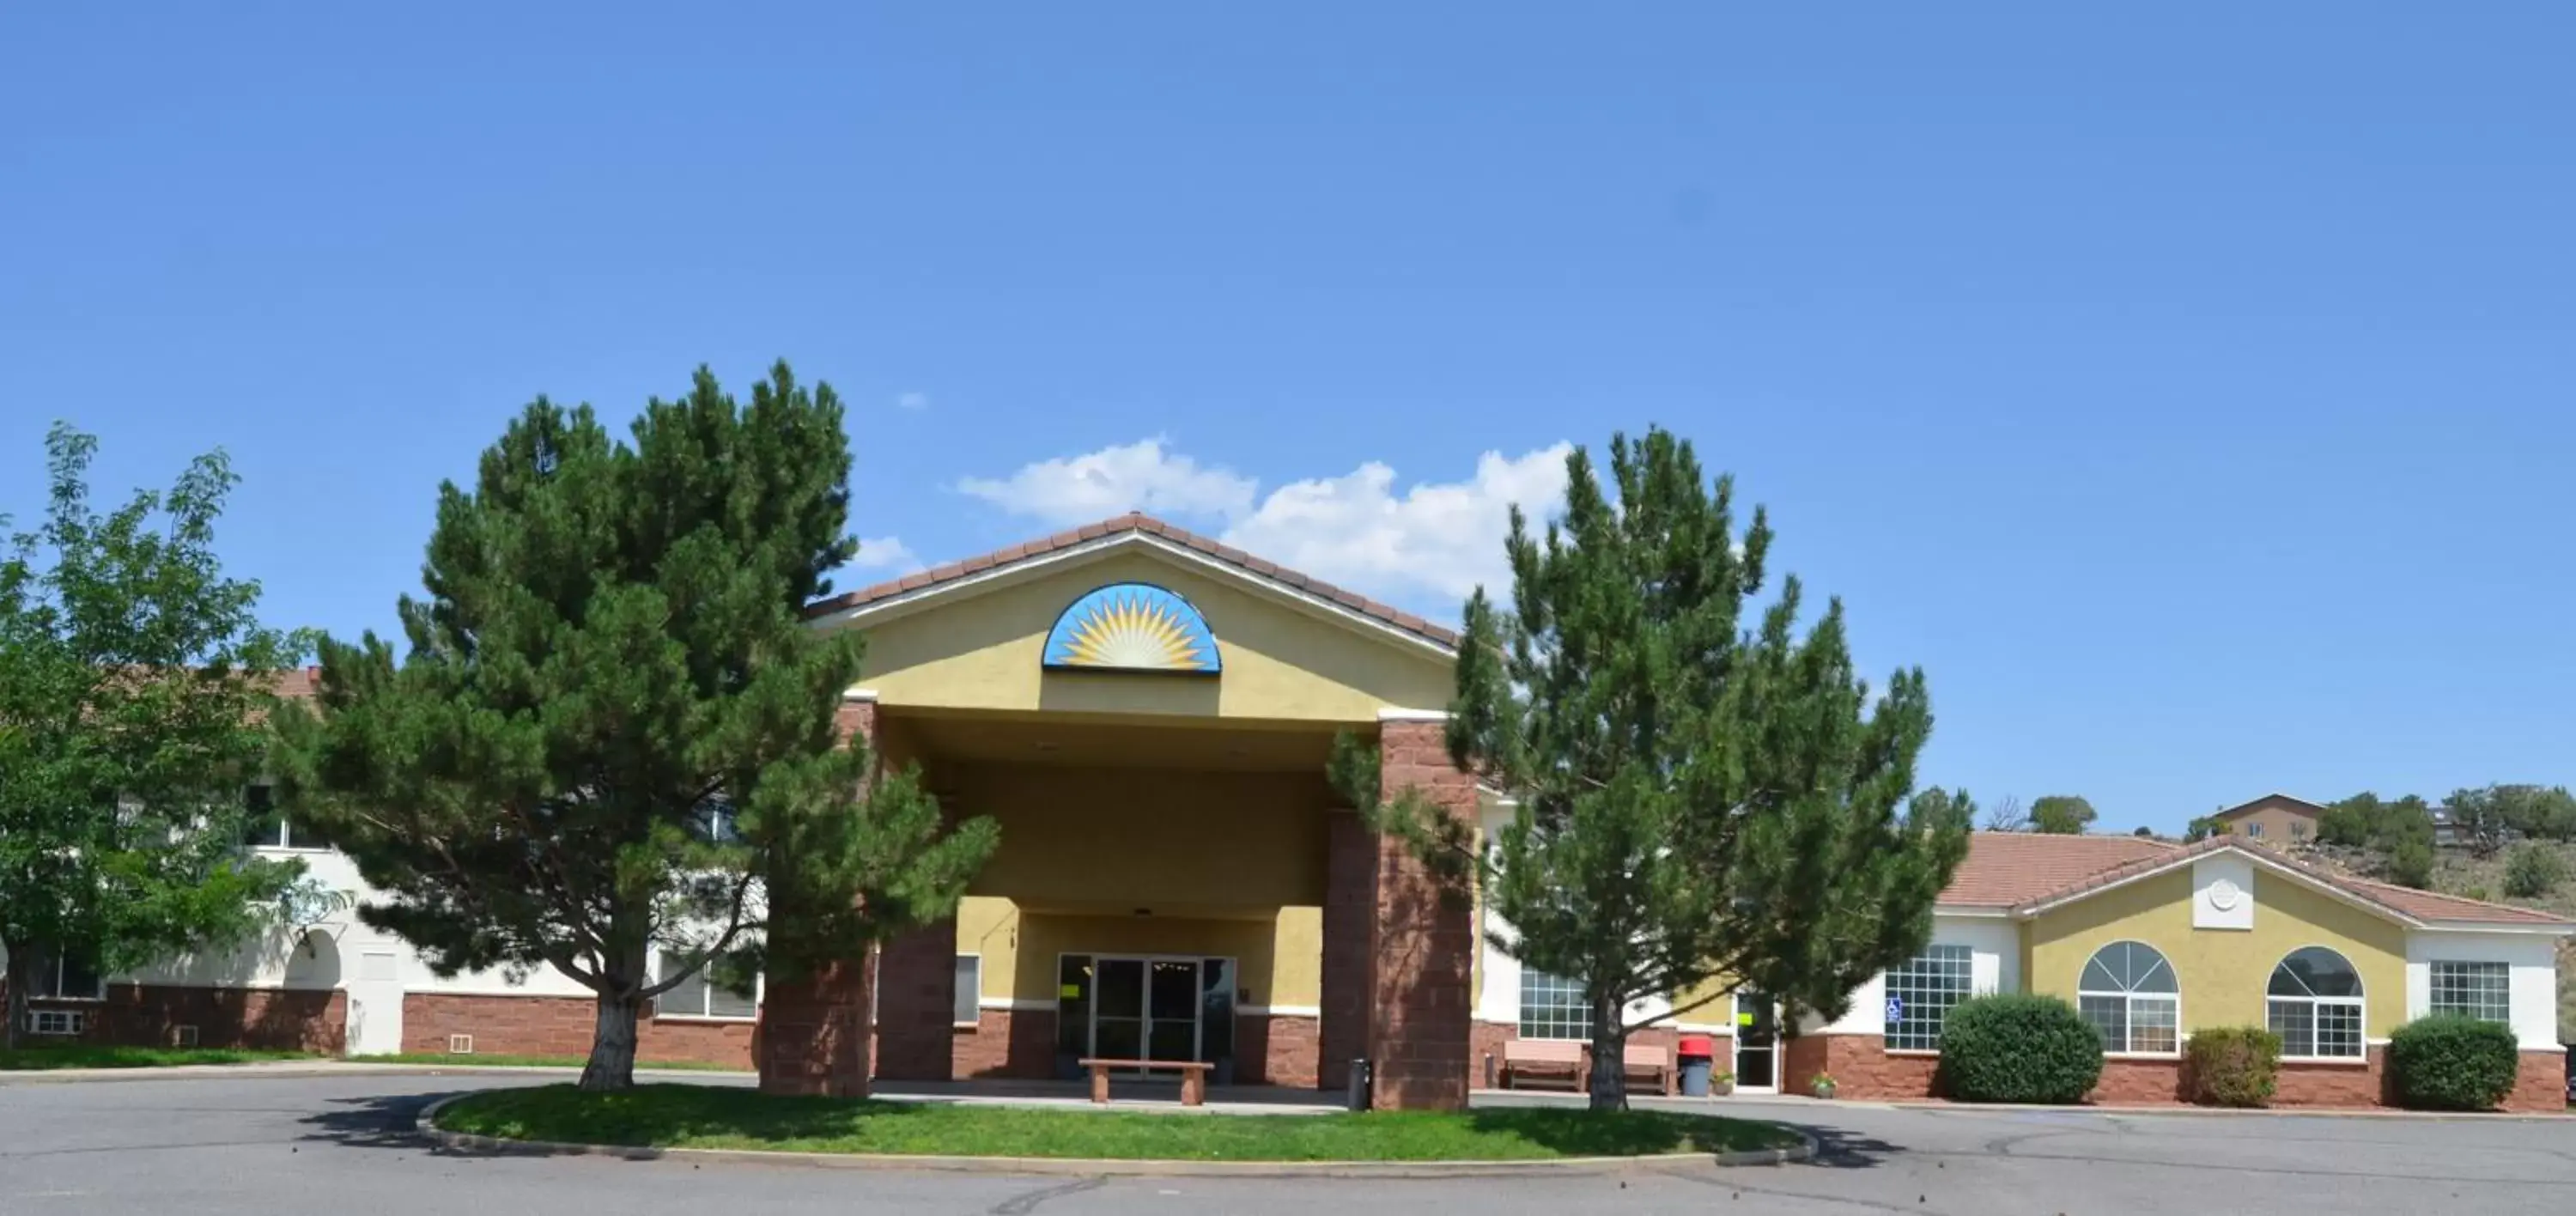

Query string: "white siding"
[1810, 913, 2019, 1036]
[2403, 930, 2562, 1051]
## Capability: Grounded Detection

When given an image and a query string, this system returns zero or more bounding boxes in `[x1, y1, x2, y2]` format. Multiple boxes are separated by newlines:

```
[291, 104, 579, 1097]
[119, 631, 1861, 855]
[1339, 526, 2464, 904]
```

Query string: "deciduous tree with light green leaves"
[1333, 428, 1972, 1110]
[0, 426, 311, 1049]
[271, 364, 998, 1091]
[2027, 795, 2096, 835]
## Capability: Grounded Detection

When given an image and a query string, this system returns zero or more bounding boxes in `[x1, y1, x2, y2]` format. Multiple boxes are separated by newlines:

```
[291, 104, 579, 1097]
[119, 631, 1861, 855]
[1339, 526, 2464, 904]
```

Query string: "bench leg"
[1182, 1071, 1204, 1107]
[1090, 1067, 1109, 1104]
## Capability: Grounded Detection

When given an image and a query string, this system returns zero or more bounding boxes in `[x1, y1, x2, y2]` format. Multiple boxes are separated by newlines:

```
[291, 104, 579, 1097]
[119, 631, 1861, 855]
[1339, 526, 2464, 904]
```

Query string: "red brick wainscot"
[1783, 1035, 1939, 1099]
[23, 984, 346, 1054]
[1468, 1020, 1693, 1094]
[951, 1006, 1322, 1087]
[2506, 1050, 2569, 1114]
[401, 992, 756, 1068]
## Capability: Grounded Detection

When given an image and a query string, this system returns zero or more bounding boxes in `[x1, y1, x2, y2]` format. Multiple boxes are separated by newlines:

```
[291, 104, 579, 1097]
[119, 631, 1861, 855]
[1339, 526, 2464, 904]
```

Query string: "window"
[686, 796, 742, 843]
[1883, 945, 1973, 1052]
[22, 945, 105, 1000]
[2245, 821, 2265, 839]
[2266, 947, 2364, 1059]
[241, 785, 324, 850]
[26, 1009, 86, 1036]
[1518, 969, 1591, 1041]
[954, 955, 981, 1026]
[656, 964, 758, 1020]
[2290, 820, 2309, 841]
[2077, 941, 2179, 1055]
[2429, 961, 2511, 1024]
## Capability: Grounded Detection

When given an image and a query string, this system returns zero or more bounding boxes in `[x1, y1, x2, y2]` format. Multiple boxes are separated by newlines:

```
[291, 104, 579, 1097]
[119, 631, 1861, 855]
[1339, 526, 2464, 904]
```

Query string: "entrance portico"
[756, 513, 1478, 1110]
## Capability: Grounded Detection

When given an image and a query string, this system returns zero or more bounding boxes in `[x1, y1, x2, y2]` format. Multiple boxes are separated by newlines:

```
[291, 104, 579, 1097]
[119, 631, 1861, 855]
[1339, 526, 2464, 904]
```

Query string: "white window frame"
[954, 953, 982, 1028]
[2266, 946, 2366, 1062]
[1883, 944, 1973, 1053]
[1517, 968, 1592, 1041]
[26, 1008, 88, 1036]
[2427, 960, 2512, 1024]
[653, 960, 762, 1023]
[2245, 821, 2264, 839]
[2075, 940, 2181, 1057]
[242, 783, 328, 852]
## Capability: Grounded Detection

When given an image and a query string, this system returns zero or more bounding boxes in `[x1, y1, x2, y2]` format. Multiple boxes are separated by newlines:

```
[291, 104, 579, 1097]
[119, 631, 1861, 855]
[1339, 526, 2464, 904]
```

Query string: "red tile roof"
[2342, 875, 2573, 926]
[1940, 832, 2178, 908]
[799, 512, 1462, 649]
[1941, 831, 2573, 927]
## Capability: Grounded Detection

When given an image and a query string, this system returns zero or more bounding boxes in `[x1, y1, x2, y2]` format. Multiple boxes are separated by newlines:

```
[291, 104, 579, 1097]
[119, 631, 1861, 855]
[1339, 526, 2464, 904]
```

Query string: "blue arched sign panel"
[1042, 582, 1221, 675]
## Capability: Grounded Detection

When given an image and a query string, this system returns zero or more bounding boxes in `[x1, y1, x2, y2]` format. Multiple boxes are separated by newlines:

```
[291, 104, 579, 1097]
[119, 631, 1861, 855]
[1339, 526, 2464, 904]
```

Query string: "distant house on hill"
[2204, 793, 2326, 847]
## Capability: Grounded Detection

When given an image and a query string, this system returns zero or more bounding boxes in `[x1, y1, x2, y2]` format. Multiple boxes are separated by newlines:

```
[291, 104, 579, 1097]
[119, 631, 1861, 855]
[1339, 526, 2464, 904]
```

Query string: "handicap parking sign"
[1886, 995, 1905, 1024]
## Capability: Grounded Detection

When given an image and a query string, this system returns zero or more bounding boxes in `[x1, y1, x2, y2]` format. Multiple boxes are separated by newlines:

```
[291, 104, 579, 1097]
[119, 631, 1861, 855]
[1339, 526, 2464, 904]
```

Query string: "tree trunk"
[1587, 993, 1627, 1111]
[578, 988, 641, 1091]
[3, 940, 24, 1053]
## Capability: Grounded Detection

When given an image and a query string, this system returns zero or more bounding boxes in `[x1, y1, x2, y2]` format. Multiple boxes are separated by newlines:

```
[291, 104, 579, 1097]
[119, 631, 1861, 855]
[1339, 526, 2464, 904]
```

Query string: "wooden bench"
[1622, 1043, 1675, 1097]
[1077, 1058, 1215, 1106]
[1500, 1039, 1585, 1091]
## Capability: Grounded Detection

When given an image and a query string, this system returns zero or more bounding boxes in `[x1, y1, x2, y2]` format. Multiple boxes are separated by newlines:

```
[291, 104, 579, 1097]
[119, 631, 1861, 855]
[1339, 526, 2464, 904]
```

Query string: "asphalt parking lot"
[2, 1070, 2570, 1215]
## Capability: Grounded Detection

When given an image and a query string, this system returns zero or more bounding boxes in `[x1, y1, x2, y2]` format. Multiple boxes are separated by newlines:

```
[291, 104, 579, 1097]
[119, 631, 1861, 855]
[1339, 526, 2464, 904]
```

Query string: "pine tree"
[273, 364, 997, 1091]
[1334, 429, 1971, 1110]
[0, 426, 309, 1049]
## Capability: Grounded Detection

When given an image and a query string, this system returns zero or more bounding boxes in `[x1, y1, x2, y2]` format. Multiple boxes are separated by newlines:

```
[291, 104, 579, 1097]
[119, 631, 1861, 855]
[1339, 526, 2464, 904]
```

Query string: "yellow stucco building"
[746, 514, 2571, 1112]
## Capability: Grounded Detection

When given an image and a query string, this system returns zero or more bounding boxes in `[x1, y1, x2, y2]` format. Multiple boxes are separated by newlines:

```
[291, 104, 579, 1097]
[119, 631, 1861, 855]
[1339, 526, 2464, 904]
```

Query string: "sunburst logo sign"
[1042, 582, 1221, 674]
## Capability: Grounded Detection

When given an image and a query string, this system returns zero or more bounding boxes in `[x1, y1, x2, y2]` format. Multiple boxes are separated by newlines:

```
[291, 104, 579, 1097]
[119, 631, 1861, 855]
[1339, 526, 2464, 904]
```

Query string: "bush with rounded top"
[2184, 1026, 2281, 1108]
[2503, 843, 2566, 898]
[1935, 994, 2104, 1104]
[2387, 1015, 2520, 1111]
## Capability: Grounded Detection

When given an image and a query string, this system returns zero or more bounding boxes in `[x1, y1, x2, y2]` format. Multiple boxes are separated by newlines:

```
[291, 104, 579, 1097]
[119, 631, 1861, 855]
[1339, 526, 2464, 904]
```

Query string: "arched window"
[2267, 947, 2365, 1060]
[2077, 941, 2179, 1054]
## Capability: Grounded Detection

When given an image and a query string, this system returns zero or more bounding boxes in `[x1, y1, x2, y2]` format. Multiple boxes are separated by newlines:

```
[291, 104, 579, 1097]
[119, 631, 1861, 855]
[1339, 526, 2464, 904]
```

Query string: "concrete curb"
[413, 1091, 1818, 1177]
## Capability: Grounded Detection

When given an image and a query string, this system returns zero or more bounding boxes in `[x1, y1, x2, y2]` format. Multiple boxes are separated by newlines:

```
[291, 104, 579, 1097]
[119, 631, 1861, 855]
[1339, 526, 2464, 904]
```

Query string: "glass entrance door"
[1085, 956, 1206, 1076]
[1735, 991, 1779, 1091]
[1146, 960, 1200, 1065]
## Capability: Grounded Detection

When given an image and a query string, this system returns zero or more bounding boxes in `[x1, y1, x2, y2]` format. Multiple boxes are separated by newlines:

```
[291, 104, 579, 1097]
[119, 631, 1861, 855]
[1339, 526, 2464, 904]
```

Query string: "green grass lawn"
[434, 1084, 1801, 1162]
[360, 1052, 743, 1071]
[0, 1045, 319, 1071]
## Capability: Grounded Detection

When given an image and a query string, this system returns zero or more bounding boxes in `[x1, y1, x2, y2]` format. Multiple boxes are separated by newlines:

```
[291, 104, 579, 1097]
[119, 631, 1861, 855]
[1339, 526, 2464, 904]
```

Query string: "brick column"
[756, 692, 879, 1097]
[872, 920, 958, 1079]
[1320, 810, 1376, 1092]
[1367, 718, 1474, 1110]
[756, 955, 873, 1095]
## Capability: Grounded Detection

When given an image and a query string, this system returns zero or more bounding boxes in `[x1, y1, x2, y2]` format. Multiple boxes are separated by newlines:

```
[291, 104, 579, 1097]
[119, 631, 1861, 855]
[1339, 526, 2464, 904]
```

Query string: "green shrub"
[2183, 1026, 2281, 1108]
[1935, 994, 2104, 1104]
[2503, 844, 2566, 899]
[2387, 1015, 2520, 1111]
[2385, 838, 2435, 889]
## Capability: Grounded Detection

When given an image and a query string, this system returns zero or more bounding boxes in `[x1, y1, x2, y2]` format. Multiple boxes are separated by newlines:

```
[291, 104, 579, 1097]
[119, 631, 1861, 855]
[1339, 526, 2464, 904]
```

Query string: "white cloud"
[956, 438, 1259, 525]
[894, 392, 930, 411]
[1221, 444, 1573, 604]
[848, 535, 921, 574]
[954, 437, 1573, 611]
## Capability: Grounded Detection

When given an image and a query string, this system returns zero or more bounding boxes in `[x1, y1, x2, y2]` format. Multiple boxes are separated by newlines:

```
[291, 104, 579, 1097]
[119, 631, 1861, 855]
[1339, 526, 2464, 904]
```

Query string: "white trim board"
[805, 530, 1459, 661]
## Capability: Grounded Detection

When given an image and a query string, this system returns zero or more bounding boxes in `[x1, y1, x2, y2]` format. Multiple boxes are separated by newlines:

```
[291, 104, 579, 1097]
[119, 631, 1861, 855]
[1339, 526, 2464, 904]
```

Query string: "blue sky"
[5, 3, 2570, 833]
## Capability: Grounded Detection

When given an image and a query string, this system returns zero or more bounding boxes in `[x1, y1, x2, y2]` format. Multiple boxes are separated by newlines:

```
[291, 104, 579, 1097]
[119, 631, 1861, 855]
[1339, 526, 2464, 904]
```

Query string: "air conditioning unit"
[447, 1034, 475, 1055]
[174, 1024, 201, 1048]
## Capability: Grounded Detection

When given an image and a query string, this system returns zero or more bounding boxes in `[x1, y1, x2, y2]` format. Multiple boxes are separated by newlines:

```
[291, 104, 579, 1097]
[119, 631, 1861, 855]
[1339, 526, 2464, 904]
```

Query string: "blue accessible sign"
[1885, 995, 1905, 1024]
